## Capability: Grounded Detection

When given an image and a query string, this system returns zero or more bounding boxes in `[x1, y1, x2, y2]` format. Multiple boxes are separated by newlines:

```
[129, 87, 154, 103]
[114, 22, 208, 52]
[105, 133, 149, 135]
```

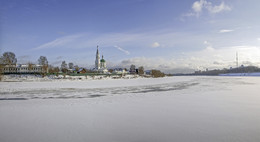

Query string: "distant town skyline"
[1, 0, 260, 73]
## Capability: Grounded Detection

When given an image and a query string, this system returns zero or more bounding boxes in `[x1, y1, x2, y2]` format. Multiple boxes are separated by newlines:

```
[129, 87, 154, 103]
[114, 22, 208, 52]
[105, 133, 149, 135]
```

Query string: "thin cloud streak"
[114, 45, 130, 55]
[219, 29, 234, 33]
[33, 34, 84, 50]
[31, 31, 202, 51]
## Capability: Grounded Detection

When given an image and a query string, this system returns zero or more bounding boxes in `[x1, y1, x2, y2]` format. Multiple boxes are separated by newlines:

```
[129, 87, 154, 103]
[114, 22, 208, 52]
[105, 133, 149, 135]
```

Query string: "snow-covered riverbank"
[0, 76, 260, 142]
[1, 74, 143, 82]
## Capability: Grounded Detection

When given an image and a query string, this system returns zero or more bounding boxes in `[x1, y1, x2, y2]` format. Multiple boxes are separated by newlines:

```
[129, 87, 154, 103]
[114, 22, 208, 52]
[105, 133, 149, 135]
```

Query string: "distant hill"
[173, 66, 260, 76]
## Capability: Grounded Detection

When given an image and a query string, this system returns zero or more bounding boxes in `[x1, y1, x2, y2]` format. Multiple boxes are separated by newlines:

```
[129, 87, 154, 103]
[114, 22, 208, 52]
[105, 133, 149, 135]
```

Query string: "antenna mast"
[236, 52, 238, 68]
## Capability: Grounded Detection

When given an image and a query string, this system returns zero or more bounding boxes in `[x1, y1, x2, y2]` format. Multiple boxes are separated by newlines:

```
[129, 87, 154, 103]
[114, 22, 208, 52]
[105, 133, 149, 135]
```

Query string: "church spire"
[96, 45, 99, 54]
[95, 45, 100, 69]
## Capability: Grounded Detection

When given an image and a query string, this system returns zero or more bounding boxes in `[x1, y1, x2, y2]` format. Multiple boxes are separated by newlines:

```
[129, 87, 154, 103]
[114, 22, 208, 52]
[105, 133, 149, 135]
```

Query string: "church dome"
[100, 59, 105, 62]
[100, 55, 105, 62]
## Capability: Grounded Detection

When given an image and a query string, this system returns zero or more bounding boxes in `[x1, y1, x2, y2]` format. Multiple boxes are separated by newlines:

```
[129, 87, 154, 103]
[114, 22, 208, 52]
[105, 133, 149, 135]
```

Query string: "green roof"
[100, 59, 105, 62]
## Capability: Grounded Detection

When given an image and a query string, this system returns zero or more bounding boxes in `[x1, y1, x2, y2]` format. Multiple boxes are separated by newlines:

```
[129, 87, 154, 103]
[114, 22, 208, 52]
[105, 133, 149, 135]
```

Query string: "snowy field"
[0, 76, 260, 142]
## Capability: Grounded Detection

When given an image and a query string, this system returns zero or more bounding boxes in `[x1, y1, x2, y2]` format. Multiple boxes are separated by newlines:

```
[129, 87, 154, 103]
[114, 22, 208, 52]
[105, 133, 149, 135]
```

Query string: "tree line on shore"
[173, 66, 260, 76]
[193, 66, 260, 75]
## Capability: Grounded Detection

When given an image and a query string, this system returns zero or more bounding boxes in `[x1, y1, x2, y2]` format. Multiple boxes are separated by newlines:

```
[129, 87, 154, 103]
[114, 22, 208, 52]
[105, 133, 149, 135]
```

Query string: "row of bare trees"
[0, 52, 49, 77]
[59, 61, 80, 73]
[151, 70, 165, 78]
[129, 64, 165, 77]
[0, 52, 48, 66]
[130, 64, 144, 75]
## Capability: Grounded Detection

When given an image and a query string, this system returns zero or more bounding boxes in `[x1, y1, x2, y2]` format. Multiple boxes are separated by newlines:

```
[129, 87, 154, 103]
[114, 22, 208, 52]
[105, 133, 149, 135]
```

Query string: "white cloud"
[151, 42, 160, 48]
[206, 2, 231, 14]
[184, 45, 260, 69]
[182, 12, 196, 17]
[116, 45, 260, 73]
[118, 57, 185, 73]
[185, 0, 231, 17]
[203, 40, 214, 51]
[192, 0, 205, 13]
[257, 38, 260, 41]
[219, 29, 234, 33]
[114, 45, 130, 55]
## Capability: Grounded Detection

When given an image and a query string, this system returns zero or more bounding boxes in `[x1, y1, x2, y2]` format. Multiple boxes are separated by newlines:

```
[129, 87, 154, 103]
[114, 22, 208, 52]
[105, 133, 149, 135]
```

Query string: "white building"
[95, 46, 101, 70]
[94, 46, 108, 73]
[1, 64, 47, 74]
[113, 68, 127, 74]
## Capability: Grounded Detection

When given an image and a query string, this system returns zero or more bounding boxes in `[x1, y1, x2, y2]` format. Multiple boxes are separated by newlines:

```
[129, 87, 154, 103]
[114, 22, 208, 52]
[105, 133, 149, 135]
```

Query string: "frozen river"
[0, 76, 260, 142]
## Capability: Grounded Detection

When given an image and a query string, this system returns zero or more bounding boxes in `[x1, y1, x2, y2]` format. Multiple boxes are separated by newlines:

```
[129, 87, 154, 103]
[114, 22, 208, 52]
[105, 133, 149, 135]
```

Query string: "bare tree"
[53, 67, 60, 76]
[38, 56, 48, 76]
[130, 64, 136, 74]
[2, 52, 17, 65]
[28, 62, 33, 73]
[38, 56, 48, 65]
[0, 64, 3, 81]
[151, 70, 165, 78]
[138, 66, 144, 75]
[0, 56, 3, 64]
[74, 65, 79, 73]
[68, 62, 74, 69]
[48, 66, 60, 76]
[48, 65, 55, 74]
[61, 61, 68, 73]
[0, 56, 3, 81]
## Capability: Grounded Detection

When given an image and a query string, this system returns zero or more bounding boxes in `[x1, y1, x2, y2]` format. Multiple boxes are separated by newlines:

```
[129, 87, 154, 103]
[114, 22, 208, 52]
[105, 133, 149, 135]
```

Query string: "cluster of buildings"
[1, 46, 147, 75]
[93, 46, 144, 74]
[94, 46, 108, 73]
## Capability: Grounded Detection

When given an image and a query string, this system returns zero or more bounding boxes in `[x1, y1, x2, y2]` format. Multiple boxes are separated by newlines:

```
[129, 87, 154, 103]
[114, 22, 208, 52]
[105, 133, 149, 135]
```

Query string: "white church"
[94, 46, 108, 73]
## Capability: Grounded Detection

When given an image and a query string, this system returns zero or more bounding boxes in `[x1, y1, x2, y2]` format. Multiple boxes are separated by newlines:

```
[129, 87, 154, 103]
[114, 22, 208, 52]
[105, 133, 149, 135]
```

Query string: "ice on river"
[0, 76, 260, 142]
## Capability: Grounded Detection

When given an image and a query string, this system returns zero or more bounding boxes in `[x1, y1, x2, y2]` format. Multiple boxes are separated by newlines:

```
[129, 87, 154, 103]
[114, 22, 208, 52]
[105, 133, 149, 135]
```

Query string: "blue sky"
[1, 0, 260, 73]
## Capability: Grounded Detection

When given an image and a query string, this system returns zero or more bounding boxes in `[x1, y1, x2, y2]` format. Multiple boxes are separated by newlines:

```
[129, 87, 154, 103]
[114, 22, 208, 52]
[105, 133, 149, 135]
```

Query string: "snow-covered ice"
[0, 76, 260, 142]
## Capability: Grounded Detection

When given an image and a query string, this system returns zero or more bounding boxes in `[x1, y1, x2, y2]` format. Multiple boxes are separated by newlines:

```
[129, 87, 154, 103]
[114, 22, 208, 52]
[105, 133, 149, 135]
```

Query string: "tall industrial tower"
[236, 52, 238, 68]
